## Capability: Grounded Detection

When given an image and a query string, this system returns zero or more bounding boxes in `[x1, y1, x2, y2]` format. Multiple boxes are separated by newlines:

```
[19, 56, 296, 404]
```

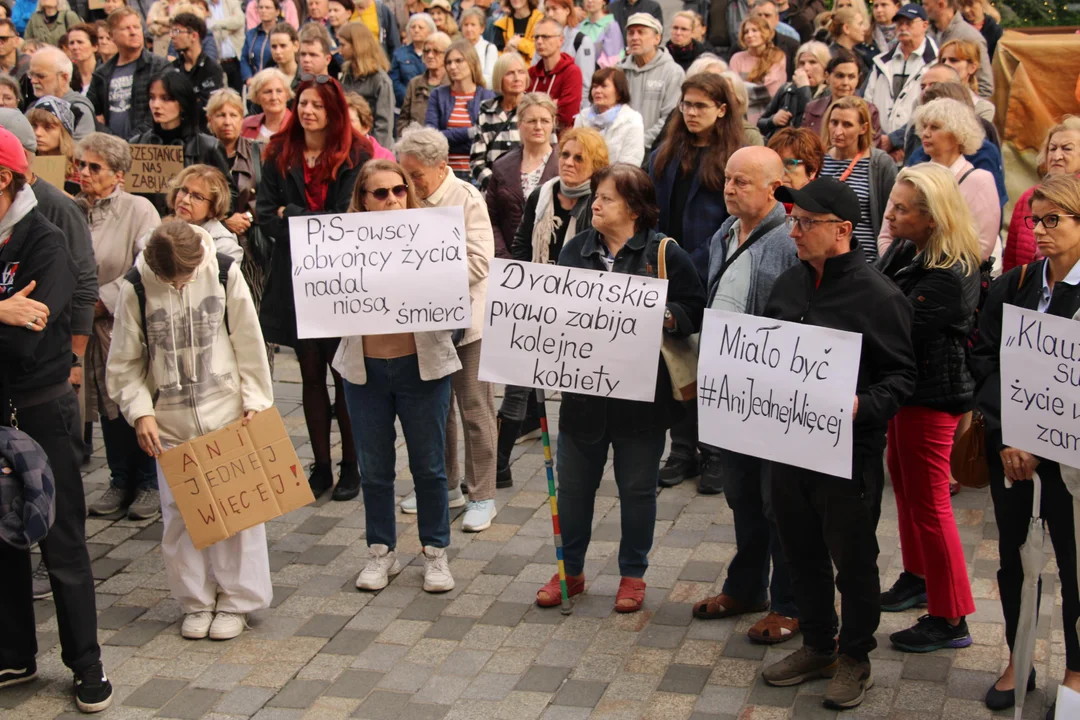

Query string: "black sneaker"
[0, 661, 37, 689]
[659, 455, 698, 488]
[332, 461, 361, 501]
[74, 662, 112, 713]
[308, 463, 333, 499]
[697, 454, 724, 495]
[880, 571, 927, 612]
[31, 558, 51, 600]
[890, 614, 973, 653]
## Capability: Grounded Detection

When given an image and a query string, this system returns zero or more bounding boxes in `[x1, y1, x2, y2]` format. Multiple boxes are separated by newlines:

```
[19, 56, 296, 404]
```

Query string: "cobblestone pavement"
[1, 350, 1067, 720]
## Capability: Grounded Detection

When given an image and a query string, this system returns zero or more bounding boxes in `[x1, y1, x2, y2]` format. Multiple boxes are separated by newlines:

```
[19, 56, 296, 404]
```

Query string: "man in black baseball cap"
[757, 176, 916, 710]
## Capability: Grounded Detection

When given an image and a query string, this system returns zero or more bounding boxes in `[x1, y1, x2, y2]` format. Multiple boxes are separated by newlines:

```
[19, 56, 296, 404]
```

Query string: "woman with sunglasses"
[334, 159, 459, 594]
[970, 173, 1080, 717]
[75, 132, 165, 523]
[398, 30, 451, 136]
[257, 74, 372, 502]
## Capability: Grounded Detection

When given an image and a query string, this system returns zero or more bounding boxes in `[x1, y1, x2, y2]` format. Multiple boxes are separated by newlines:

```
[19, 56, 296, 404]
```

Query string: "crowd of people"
[0, 0, 1076, 717]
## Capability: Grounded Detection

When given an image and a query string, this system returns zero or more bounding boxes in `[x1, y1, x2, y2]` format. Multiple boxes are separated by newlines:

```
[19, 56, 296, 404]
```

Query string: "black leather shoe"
[697, 454, 724, 495]
[308, 463, 334, 499]
[985, 667, 1036, 711]
[659, 455, 698, 488]
[332, 462, 361, 501]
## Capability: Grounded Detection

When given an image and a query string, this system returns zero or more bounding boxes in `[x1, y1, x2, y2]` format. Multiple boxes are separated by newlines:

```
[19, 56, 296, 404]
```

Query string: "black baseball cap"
[775, 177, 861, 227]
[895, 3, 928, 21]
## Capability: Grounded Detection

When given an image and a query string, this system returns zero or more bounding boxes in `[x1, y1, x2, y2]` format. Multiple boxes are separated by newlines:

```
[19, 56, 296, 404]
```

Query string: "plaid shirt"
[0, 426, 54, 550]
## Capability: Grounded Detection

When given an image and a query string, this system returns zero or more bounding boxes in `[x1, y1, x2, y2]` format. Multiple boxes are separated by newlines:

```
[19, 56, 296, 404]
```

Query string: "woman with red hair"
[256, 75, 372, 503]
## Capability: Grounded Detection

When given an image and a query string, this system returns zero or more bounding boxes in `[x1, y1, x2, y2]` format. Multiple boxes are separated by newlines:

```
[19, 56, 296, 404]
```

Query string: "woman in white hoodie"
[574, 67, 644, 166]
[106, 220, 275, 642]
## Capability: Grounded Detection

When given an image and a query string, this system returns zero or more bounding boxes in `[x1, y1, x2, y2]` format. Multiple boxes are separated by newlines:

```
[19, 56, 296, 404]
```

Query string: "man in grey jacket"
[923, 0, 992, 97]
[27, 47, 95, 140]
[692, 147, 802, 646]
[618, 13, 684, 155]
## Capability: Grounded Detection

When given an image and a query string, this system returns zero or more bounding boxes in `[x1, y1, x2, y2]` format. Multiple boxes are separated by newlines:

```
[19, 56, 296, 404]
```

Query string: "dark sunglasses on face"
[299, 73, 331, 84]
[365, 184, 409, 201]
[78, 160, 104, 173]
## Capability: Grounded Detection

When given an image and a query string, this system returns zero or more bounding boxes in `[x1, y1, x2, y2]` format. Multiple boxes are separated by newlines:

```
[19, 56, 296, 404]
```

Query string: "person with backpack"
[106, 219, 275, 642]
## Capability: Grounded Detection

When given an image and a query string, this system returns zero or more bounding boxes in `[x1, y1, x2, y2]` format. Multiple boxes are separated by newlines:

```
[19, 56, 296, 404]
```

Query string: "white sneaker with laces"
[422, 546, 454, 593]
[461, 499, 496, 532]
[181, 611, 213, 639]
[209, 612, 247, 640]
[400, 486, 465, 514]
[356, 543, 402, 590]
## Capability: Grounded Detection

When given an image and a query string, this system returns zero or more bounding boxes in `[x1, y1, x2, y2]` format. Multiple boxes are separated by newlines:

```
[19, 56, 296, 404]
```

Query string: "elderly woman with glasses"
[163, 164, 244, 262]
[76, 132, 164, 523]
[767, 127, 825, 190]
[398, 30, 451, 136]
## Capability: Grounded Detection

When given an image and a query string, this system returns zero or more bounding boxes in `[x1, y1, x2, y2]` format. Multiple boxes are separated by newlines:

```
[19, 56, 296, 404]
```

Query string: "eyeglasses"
[78, 160, 104, 173]
[169, 27, 191, 36]
[1024, 214, 1080, 229]
[679, 100, 718, 114]
[0, 35, 16, 42]
[177, 187, 211, 204]
[781, 158, 805, 171]
[365, 184, 409, 201]
[785, 216, 845, 231]
[532, 33, 560, 40]
[299, 73, 331, 84]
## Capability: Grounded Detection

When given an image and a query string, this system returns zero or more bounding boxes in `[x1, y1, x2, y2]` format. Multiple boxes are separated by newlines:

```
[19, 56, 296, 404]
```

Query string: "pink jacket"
[728, 51, 786, 123]
[369, 136, 394, 161]
[246, 0, 299, 30]
[1003, 185, 1043, 272]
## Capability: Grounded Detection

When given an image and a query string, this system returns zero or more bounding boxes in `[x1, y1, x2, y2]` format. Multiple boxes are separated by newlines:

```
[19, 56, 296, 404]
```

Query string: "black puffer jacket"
[878, 239, 980, 413]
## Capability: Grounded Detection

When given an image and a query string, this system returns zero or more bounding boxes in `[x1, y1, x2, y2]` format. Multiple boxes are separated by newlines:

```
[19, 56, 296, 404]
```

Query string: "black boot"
[308, 462, 334, 499]
[332, 461, 361, 501]
[496, 414, 521, 489]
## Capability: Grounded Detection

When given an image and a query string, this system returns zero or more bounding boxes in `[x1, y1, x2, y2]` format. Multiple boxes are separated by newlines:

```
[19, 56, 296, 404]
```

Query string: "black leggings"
[295, 338, 356, 467]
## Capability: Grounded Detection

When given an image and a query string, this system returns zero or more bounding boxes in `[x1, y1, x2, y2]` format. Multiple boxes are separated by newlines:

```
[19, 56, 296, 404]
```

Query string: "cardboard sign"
[157, 407, 314, 549]
[696, 310, 862, 478]
[288, 205, 471, 339]
[88, 0, 104, 9]
[478, 258, 667, 402]
[33, 156, 67, 190]
[1000, 303, 1080, 468]
[124, 144, 185, 195]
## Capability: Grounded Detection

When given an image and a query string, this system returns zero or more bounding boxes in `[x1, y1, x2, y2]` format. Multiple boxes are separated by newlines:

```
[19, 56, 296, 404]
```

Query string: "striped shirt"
[448, 92, 475, 173]
[821, 155, 877, 262]
[470, 98, 521, 189]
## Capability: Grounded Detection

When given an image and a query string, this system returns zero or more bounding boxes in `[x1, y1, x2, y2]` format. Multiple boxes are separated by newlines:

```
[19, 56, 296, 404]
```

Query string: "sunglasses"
[78, 160, 105, 173]
[299, 73, 331, 84]
[365, 184, 409, 201]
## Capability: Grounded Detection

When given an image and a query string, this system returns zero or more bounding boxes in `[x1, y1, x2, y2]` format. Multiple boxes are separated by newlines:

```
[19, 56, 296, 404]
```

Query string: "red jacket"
[1003, 184, 1043, 272]
[528, 52, 583, 134]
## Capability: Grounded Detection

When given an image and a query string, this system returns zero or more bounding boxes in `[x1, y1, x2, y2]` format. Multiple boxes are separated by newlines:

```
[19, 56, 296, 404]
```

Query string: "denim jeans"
[101, 413, 158, 492]
[667, 399, 698, 462]
[343, 355, 452, 550]
[498, 384, 531, 422]
[556, 428, 667, 578]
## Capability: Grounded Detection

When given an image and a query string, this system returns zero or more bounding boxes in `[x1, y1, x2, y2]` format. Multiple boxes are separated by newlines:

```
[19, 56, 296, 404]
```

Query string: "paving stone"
[650, 603, 694, 627]
[789, 695, 838, 719]
[483, 556, 531, 575]
[267, 679, 329, 708]
[377, 661, 434, 693]
[96, 604, 147, 629]
[636, 624, 687, 649]
[351, 689, 411, 719]
[296, 544, 346, 566]
[214, 686, 277, 716]
[157, 687, 225, 719]
[657, 664, 712, 695]
[271, 585, 297, 608]
[426, 616, 477, 641]
[903, 654, 953, 681]
[720, 633, 766, 660]
[325, 669, 383, 699]
[296, 614, 352, 638]
[678, 561, 726, 583]
[295, 515, 343, 535]
[401, 702, 451, 720]
[515, 665, 570, 693]
[745, 674, 799, 707]
[400, 596, 452, 621]
[123, 678, 189, 709]
[552, 679, 607, 707]
[91, 557, 131, 580]
[106, 621, 171, 646]
[322, 629, 378, 655]
[481, 601, 531, 627]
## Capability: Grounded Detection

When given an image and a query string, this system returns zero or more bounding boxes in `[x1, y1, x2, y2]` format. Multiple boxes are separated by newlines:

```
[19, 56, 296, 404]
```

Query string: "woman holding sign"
[970, 173, 1080, 713]
[257, 74, 371, 502]
[106, 219, 275, 642]
[534, 163, 705, 614]
[875, 163, 979, 653]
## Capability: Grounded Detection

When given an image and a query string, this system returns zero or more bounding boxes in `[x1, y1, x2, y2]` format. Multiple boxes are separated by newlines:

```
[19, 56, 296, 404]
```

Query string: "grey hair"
[250, 67, 295, 102]
[32, 46, 74, 81]
[408, 12, 437, 34]
[205, 87, 244, 118]
[914, 97, 985, 156]
[685, 53, 728, 79]
[76, 132, 132, 174]
[395, 126, 449, 165]
[796, 40, 831, 70]
[516, 92, 557, 122]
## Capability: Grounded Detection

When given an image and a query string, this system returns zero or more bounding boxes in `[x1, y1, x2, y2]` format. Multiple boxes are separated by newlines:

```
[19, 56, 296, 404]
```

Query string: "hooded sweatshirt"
[106, 225, 273, 446]
[528, 52, 584, 133]
[618, 47, 685, 150]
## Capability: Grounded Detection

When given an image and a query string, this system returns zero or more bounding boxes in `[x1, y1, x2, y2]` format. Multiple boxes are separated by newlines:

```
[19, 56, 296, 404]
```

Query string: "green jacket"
[24, 9, 82, 47]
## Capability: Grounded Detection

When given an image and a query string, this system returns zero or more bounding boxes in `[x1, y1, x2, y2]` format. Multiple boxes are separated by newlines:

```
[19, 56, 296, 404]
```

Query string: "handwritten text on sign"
[478, 258, 667, 402]
[288, 205, 471, 339]
[1001, 304, 1080, 468]
[124, 144, 184, 194]
[697, 310, 862, 478]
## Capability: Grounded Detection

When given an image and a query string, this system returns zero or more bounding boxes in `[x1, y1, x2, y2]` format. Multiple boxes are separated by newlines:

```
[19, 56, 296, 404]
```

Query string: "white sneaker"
[208, 612, 247, 640]
[422, 546, 455, 593]
[461, 500, 496, 532]
[356, 544, 402, 590]
[181, 611, 213, 639]
[400, 486, 465, 514]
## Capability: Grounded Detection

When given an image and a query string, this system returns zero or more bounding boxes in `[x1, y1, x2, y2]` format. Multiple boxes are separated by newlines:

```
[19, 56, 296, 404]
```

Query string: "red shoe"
[615, 577, 646, 613]
[536, 573, 584, 607]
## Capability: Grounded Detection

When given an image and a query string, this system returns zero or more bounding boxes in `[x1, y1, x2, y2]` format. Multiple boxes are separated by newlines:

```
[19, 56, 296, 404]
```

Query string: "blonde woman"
[728, 17, 787, 123]
[875, 162, 980, 654]
[241, 67, 294, 139]
[164, 164, 244, 263]
[878, 98, 999, 261]
[337, 22, 395, 148]
[469, 52, 531, 188]
[757, 40, 830, 140]
[827, 7, 874, 69]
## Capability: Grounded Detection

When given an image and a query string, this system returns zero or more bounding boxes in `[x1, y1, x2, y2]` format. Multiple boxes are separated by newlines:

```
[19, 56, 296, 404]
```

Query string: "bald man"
[28, 46, 96, 140]
[692, 146, 803, 645]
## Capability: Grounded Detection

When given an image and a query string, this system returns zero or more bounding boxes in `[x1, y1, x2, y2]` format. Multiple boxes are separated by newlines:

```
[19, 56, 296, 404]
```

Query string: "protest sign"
[288, 205, 470, 339]
[478, 258, 667, 402]
[1000, 303, 1080, 468]
[124, 145, 185, 194]
[89, 0, 104, 9]
[696, 310, 862, 478]
[156, 407, 314, 549]
[33, 156, 67, 190]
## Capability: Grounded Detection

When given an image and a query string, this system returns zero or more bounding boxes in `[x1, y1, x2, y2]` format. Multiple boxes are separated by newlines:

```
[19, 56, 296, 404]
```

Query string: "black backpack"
[123, 253, 235, 346]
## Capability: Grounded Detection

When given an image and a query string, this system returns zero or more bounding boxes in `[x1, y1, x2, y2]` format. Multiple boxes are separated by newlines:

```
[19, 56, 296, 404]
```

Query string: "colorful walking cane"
[536, 389, 572, 614]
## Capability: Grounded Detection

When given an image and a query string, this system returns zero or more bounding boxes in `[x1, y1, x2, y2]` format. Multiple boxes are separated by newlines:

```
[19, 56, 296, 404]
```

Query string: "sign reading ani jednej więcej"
[288, 205, 471, 339]
[478, 258, 668, 402]
[696, 310, 862, 478]
[1001, 303, 1080, 468]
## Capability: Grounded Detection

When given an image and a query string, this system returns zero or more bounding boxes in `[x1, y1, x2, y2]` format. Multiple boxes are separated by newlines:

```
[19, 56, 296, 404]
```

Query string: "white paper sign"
[697, 310, 862, 478]
[478, 258, 667, 402]
[1000, 304, 1080, 468]
[1056, 683, 1080, 718]
[288, 206, 471, 339]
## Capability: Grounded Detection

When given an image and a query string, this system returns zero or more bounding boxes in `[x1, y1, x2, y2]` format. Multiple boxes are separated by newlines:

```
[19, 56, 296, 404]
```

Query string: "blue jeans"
[720, 452, 798, 618]
[556, 428, 666, 578]
[343, 355, 452, 550]
[101, 413, 158, 492]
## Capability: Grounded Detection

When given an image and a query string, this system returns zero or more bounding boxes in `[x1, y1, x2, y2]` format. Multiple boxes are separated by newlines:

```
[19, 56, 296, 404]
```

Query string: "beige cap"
[626, 12, 662, 34]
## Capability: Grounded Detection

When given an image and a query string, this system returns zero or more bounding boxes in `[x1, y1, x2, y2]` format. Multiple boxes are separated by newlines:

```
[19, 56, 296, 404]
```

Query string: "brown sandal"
[615, 577, 646, 613]
[747, 612, 800, 644]
[692, 593, 769, 620]
[536, 573, 585, 607]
